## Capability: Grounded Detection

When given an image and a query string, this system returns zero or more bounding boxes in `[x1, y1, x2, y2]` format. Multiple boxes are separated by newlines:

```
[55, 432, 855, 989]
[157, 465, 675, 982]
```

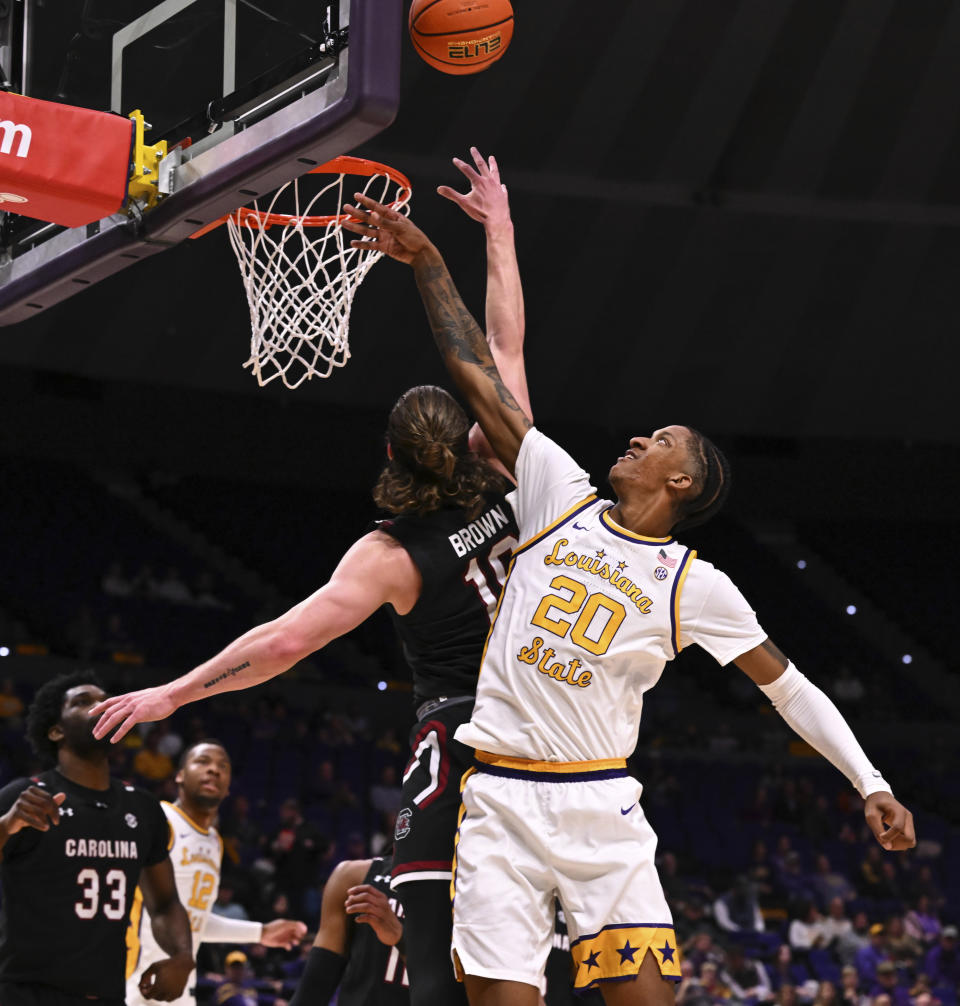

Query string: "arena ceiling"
[2, 0, 959, 448]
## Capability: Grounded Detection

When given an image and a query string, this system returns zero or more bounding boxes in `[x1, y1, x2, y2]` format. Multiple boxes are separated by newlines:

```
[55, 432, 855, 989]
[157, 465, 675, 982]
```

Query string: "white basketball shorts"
[451, 752, 683, 991]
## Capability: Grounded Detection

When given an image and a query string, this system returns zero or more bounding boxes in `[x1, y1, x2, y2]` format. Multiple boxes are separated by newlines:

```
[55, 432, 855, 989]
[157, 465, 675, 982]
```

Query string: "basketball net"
[225, 157, 411, 389]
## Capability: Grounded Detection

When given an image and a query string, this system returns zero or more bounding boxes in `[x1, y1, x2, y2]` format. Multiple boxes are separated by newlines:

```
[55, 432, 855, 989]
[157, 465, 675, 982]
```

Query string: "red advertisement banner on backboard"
[0, 93, 134, 228]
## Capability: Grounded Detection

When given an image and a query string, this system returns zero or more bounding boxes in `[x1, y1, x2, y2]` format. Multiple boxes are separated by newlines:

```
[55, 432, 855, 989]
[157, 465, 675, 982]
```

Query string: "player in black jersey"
[0, 671, 193, 1006]
[290, 855, 408, 1006]
[91, 148, 532, 1006]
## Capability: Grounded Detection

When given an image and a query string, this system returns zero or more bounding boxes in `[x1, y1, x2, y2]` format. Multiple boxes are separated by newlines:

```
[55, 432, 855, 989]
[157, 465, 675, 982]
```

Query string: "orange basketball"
[409, 0, 514, 76]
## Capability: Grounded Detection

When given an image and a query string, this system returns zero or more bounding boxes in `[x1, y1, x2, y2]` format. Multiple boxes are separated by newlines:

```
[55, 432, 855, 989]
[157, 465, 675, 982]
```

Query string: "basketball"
[409, 0, 514, 76]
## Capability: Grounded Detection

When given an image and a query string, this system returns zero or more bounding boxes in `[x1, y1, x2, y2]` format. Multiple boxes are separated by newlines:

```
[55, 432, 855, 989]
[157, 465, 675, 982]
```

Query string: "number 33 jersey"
[456, 429, 768, 763]
[0, 770, 170, 1001]
[126, 801, 224, 1006]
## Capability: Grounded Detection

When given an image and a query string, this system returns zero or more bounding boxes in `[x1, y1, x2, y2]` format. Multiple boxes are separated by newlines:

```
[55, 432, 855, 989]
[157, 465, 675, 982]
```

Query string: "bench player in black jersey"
[91, 148, 533, 1006]
[293, 854, 408, 1006]
[0, 671, 193, 1006]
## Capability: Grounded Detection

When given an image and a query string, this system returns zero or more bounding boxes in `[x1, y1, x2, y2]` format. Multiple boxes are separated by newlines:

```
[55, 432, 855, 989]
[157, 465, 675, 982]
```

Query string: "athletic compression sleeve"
[288, 947, 347, 1006]
[202, 914, 264, 943]
[758, 662, 891, 799]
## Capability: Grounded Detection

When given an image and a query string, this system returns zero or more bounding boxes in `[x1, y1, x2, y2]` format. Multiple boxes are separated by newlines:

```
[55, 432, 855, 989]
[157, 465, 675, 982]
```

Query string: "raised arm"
[438, 148, 531, 474]
[343, 196, 531, 475]
[91, 532, 421, 742]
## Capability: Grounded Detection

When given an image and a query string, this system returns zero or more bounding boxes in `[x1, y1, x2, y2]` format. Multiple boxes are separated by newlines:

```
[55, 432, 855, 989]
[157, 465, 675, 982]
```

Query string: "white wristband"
[758, 662, 892, 800]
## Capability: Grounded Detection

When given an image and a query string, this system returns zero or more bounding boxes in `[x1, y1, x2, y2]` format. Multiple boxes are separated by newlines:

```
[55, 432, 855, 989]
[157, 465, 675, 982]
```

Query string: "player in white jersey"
[337, 199, 917, 1006]
[126, 741, 306, 1006]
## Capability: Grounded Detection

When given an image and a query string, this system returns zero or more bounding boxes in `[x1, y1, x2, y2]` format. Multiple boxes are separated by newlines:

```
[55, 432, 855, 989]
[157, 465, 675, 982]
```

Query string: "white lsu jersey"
[455, 428, 768, 763]
[126, 802, 223, 1006]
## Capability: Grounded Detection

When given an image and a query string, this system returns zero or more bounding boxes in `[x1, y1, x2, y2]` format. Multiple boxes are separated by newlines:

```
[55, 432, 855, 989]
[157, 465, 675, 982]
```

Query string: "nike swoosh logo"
[621, 803, 636, 815]
[573, 522, 590, 530]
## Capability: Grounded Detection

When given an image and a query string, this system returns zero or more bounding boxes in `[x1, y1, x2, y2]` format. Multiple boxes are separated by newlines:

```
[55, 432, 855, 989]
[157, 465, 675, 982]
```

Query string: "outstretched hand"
[341, 194, 437, 266]
[261, 919, 308, 950]
[90, 686, 177, 744]
[864, 791, 916, 851]
[438, 147, 511, 229]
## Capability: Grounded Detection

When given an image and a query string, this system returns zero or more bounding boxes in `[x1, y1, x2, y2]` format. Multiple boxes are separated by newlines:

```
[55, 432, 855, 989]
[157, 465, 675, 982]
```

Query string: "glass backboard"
[0, 0, 401, 324]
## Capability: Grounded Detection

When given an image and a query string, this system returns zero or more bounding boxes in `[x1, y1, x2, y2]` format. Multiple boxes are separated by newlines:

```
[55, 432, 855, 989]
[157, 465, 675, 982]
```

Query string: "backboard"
[0, 0, 402, 324]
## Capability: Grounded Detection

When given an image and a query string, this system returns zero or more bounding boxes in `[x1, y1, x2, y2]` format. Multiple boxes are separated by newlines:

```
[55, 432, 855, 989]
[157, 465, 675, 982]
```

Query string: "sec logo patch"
[395, 807, 413, 840]
[654, 566, 669, 581]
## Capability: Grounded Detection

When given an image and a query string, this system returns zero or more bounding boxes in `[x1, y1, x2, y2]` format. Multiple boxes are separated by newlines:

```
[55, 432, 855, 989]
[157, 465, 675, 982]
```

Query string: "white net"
[226, 163, 411, 389]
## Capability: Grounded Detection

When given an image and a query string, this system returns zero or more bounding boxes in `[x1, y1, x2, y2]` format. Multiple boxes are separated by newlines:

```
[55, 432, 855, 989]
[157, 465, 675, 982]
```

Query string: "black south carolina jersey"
[377, 491, 519, 705]
[337, 858, 408, 1006]
[0, 770, 170, 1000]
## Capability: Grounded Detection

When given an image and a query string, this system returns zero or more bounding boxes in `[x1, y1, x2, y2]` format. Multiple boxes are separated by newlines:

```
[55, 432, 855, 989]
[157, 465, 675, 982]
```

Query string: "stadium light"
[845, 604, 857, 615]
[377, 680, 387, 692]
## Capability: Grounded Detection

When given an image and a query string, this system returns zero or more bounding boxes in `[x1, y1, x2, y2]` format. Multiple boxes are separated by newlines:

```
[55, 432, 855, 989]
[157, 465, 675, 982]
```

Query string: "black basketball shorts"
[390, 696, 475, 890]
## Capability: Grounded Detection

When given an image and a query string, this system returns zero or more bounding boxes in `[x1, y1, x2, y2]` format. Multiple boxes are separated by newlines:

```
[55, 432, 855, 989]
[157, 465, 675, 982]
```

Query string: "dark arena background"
[0, 2, 958, 1005]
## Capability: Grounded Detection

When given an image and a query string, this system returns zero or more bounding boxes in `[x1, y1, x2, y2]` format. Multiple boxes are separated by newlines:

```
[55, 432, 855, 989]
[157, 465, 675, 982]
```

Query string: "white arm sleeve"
[759, 662, 891, 799]
[202, 913, 264, 944]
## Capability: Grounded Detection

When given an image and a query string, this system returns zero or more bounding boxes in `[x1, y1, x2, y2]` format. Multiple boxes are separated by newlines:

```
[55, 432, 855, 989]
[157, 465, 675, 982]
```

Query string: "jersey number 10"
[463, 536, 517, 618]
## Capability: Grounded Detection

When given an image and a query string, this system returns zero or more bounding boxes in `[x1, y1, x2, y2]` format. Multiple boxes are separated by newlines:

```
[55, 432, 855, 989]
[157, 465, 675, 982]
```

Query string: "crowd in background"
[0, 670, 956, 1006]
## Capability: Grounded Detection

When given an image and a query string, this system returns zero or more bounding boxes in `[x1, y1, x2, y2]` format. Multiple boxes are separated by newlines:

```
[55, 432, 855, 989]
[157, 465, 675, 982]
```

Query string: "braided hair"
[373, 385, 507, 519]
[27, 670, 106, 765]
[671, 428, 731, 533]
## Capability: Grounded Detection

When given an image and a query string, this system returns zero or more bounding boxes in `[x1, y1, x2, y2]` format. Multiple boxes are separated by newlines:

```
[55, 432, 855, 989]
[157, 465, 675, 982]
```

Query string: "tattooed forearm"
[414, 257, 528, 418]
[203, 661, 250, 689]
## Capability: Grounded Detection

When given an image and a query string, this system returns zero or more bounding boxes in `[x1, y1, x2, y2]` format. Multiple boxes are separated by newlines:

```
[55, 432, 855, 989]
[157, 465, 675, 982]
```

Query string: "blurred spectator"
[840, 964, 868, 1006]
[770, 945, 815, 999]
[909, 868, 945, 912]
[269, 798, 327, 916]
[856, 924, 891, 985]
[886, 916, 922, 971]
[869, 961, 910, 1006]
[924, 926, 960, 990]
[777, 985, 799, 1006]
[678, 959, 708, 1006]
[780, 851, 816, 905]
[832, 666, 866, 706]
[309, 759, 358, 815]
[684, 931, 725, 974]
[0, 678, 23, 720]
[132, 727, 175, 784]
[714, 876, 765, 933]
[221, 795, 262, 866]
[369, 765, 402, 817]
[194, 571, 231, 610]
[821, 898, 854, 947]
[812, 855, 856, 908]
[214, 951, 258, 1006]
[65, 605, 100, 660]
[723, 944, 774, 1003]
[101, 560, 133, 597]
[905, 897, 942, 947]
[154, 566, 193, 604]
[212, 882, 250, 922]
[837, 912, 873, 967]
[699, 961, 733, 1002]
[790, 900, 829, 951]
[814, 981, 839, 1006]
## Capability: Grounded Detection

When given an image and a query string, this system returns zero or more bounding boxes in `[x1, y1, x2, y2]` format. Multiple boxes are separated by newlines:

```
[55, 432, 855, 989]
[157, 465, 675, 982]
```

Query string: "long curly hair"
[373, 386, 507, 519]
